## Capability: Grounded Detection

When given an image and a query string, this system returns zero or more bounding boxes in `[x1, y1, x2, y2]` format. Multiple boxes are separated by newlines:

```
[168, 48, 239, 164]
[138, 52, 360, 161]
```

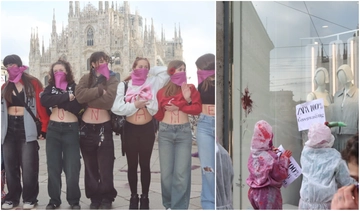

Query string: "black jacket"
[40, 82, 83, 116]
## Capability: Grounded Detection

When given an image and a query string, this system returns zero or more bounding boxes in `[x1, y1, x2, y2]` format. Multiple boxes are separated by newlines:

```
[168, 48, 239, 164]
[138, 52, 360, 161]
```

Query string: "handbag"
[110, 81, 128, 156]
[110, 81, 128, 134]
[14, 88, 42, 137]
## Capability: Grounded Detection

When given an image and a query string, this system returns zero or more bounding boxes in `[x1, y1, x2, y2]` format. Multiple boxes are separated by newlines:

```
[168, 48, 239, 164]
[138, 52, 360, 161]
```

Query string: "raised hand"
[282, 150, 292, 158]
[181, 82, 191, 102]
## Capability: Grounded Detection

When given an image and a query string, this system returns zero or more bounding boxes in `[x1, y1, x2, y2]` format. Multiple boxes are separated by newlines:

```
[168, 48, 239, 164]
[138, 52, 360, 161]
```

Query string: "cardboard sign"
[277, 145, 302, 188]
[296, 98, 326, 131]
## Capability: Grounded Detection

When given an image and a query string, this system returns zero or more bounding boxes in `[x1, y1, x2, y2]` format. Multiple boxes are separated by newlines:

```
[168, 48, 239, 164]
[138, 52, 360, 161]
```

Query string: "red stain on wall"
[241, 86, 253, 117]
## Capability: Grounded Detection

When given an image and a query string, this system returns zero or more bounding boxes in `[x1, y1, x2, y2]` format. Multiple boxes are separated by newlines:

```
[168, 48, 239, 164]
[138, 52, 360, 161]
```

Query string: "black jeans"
[79, 121, 117, 203]
[124, 120, 156, 195]
[2, 115, 39, 204]
[46, 121, 81, 206]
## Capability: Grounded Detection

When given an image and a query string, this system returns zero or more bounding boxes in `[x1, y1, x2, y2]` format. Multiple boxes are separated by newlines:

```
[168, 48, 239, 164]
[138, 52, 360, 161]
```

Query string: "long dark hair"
[163, 60, 186, 97]
[87, 51, 109, 87]
[2, 54, 43, 103]
[196, 53, 215, 92]
[47, 59, 75, 87]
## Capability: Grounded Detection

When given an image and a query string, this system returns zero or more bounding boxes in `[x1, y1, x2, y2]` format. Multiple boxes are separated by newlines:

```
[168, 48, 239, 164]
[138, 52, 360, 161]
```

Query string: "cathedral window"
[87, 28, 94, 46]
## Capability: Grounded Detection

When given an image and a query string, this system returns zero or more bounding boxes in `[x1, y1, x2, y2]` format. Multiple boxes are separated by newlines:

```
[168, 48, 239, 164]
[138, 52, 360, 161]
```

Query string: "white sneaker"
[2, 201, 16, 210]
[23, 201, 36, 210]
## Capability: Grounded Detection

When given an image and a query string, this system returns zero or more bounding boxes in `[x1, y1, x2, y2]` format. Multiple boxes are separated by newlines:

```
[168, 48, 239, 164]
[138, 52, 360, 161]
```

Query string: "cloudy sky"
[0, 0, 216, 84]
[253, 1, 359, 101]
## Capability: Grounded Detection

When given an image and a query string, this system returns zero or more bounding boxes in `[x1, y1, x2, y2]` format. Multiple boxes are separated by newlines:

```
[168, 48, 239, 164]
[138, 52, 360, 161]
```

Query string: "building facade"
[29, 1, 183, 84]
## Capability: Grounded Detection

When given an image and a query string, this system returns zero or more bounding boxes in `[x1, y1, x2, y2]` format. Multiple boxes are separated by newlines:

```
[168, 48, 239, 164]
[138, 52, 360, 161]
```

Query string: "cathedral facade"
[29, 1, 183, 84]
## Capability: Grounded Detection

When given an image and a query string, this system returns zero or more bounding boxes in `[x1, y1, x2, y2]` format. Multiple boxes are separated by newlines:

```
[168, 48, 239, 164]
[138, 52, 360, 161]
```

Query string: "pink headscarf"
[131, 68, 149, 86]
[7, 65, 28, 83]
[197, 69, 215, 85]
[96, 63, 110, 80]
[54, 71, 68, 90]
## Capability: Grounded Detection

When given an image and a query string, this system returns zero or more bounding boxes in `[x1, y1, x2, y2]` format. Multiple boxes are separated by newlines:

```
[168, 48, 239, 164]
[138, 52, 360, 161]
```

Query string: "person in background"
[154, 60, 202, 209]
[216, 141, 233, 210]
[1, 54, 49, 210]
[195, 53, 216, 209]
[40, 59, 83, 209]
[341, 134, 359, 182]
[246, 120, 292, 210]
[298, 123, 356, 209]
[111, 57, 169, 209]
[331, 184, 358, 210]
[75, 51, 119, 209]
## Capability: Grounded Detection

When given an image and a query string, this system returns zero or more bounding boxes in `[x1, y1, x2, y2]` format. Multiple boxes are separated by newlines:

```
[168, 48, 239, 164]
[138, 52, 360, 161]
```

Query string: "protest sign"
[277, 145, 302, 188]
[296, 98, 325, 131]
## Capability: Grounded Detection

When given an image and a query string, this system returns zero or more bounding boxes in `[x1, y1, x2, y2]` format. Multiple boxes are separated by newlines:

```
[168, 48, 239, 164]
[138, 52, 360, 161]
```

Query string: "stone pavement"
[8, 134, 202, 210]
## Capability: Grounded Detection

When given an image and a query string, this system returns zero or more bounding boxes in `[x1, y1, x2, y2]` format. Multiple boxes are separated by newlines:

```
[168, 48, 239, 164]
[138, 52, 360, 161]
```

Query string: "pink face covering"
[197, 69, 215, 85]
[170, 71, 187, 86]
[96, 63, 110, 80]
[54, 71, 68, 90]
[7, 65, 28, 83]
[131, 68, 149, 86]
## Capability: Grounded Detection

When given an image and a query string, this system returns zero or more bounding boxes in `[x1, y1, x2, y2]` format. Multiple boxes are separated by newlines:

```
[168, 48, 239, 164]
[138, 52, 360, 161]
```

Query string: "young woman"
[1, 54, 49, 210]
[111, 57, 169, 209]
[75, 51, 119, 209]
[154, 60, 202, 209]
[40, 59, 82, 209]
[195, 53, 216, 209]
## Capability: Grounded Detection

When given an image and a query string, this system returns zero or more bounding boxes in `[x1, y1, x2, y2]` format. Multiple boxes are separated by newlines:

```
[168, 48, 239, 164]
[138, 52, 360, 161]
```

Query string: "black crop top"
[9, 89, 25, 107]
[198, 80, 215, 104]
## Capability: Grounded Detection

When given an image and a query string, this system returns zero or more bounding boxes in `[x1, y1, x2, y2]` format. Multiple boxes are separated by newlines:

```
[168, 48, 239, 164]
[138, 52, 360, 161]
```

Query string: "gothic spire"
[151, 18, 154, 39]
[178, 23, 181, 39]
[52, 9, 56, 35]
[99, 1, 103, 13]
[161, 24, 163, 42]
[69, 1, 73, 17]
[75, 1, 80, 16]
[42, 36, 45, 55]
[174, 23, 177, 39]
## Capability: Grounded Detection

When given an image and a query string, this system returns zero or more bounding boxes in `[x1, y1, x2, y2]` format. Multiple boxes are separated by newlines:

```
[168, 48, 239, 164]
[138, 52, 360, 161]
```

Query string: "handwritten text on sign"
[296, 98, 325, 131]
[277, 145, 302, 188]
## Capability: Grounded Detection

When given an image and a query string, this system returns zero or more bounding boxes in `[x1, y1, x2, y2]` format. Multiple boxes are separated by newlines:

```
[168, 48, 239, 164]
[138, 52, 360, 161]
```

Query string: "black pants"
[46, 121, 81, 206]
[79, 121, 117, 203]
[124, 120, 156, 195]
[2, 115, 39, 204]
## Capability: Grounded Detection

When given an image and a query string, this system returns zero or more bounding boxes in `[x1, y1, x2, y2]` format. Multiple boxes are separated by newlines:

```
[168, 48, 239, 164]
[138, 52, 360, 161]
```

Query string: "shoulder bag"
[14, 88, 42, 137]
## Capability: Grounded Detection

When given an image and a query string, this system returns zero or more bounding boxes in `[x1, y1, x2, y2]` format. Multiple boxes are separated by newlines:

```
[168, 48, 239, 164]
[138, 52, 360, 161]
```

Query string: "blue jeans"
[158, 122, 192, 210]
[196, 114, 215, 209]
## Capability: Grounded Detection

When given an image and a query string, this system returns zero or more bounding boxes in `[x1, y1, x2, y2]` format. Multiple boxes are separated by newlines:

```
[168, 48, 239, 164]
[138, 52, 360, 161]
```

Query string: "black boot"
[129, 194, 139, 210]
[140, 194, 149, 210]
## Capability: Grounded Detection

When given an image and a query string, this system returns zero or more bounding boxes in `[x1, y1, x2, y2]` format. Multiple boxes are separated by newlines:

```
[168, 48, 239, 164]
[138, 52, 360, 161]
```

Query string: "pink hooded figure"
[246, 120, 292, 210]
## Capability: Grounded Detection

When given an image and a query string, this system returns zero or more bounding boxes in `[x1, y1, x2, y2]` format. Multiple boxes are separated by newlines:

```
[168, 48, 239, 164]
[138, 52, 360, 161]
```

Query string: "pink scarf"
[170, 72, 187, 86]
[197, 69, 215, 85]
[131, 68, 149, 86]
[7, 65, 28, 83]
[54, 71, 68, 90]
[125, 84, 153, 103]
[96, 63, 110, 80]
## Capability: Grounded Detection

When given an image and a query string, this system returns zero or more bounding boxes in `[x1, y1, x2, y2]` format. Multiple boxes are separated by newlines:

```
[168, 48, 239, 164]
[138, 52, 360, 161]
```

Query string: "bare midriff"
[202, 104, 215, 116]
[8, 106, 25, 116]
[126, 108, 152, 125]
[162, 110, 189, 124]
[50, 107, 78, 122]
[82, 107, 110, 123]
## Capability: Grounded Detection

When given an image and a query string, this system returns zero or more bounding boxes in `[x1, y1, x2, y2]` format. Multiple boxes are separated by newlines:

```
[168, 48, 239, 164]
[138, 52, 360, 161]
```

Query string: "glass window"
[221, 1, 359, 209]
